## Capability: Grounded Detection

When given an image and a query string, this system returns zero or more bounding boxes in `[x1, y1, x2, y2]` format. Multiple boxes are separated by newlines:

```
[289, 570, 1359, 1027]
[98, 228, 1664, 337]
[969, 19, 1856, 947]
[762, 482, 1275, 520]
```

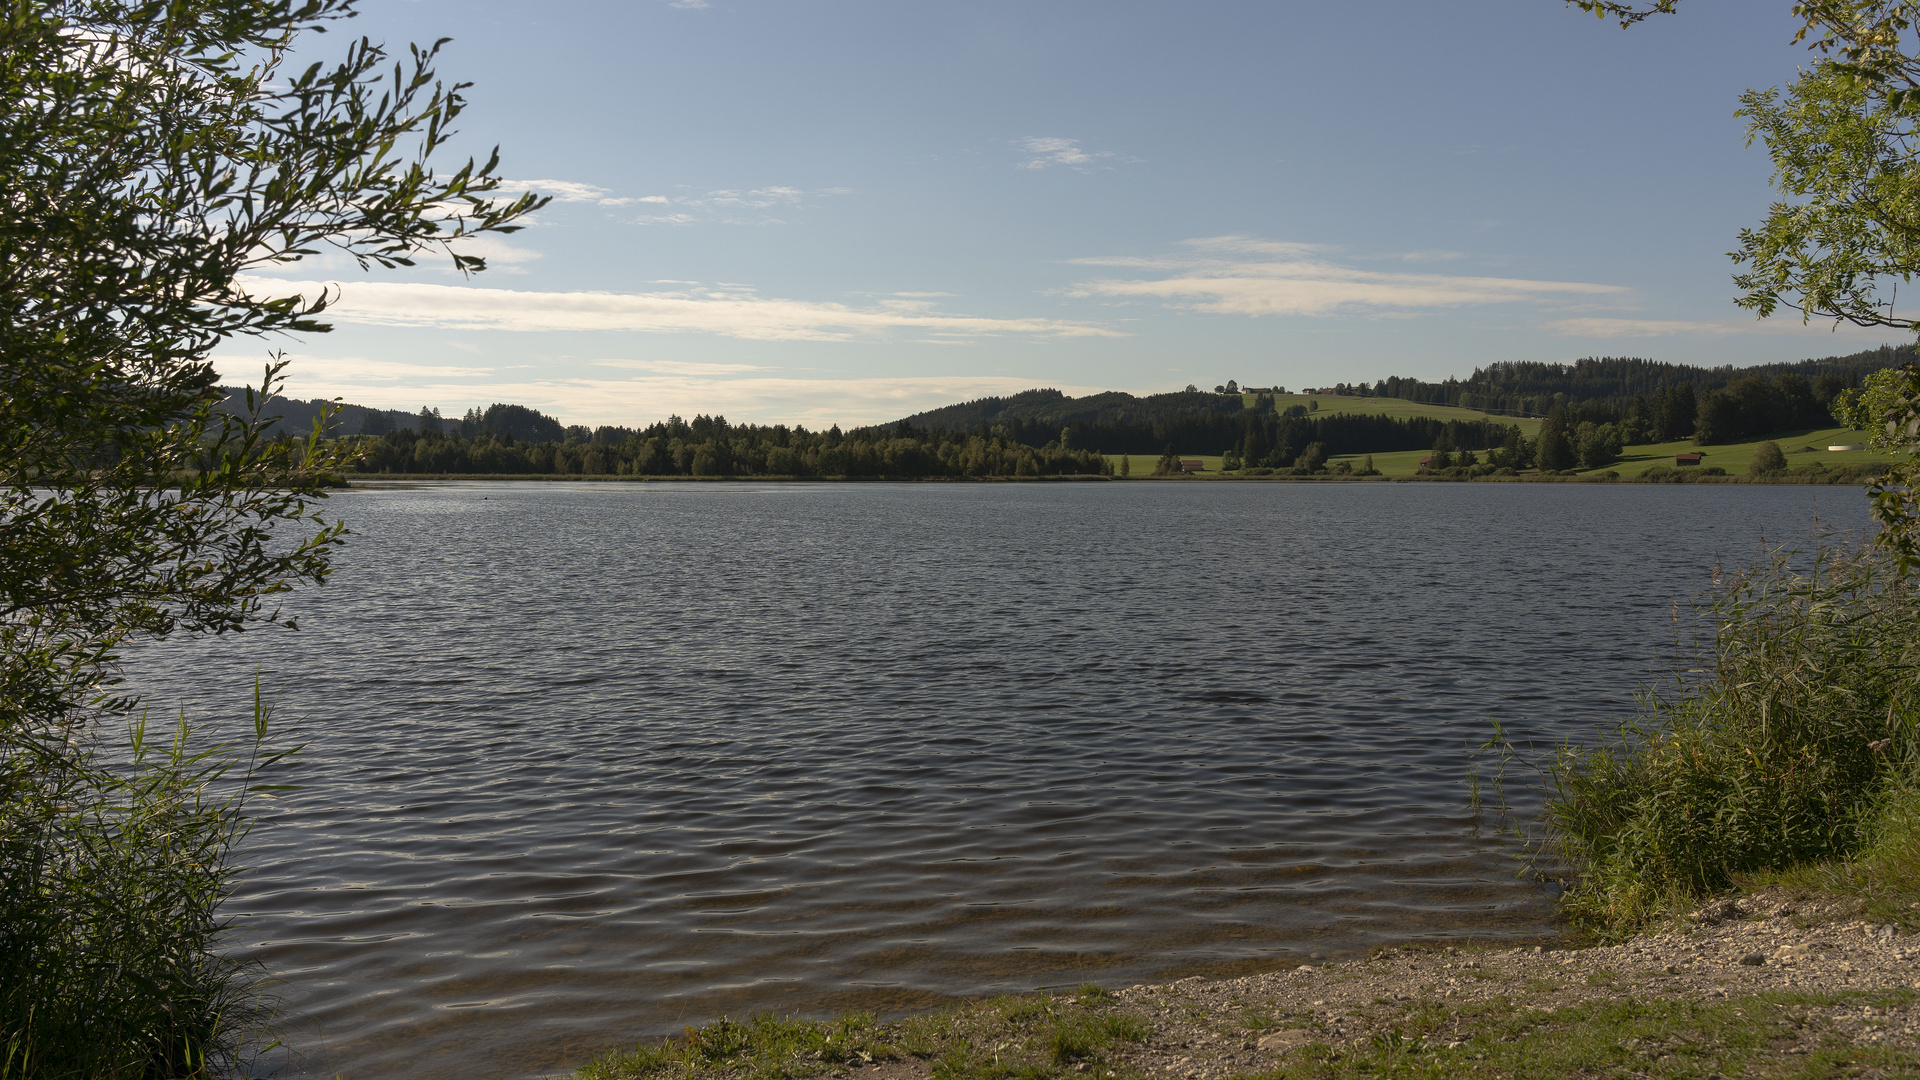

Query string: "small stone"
[1256, 1030, 1313, 1053]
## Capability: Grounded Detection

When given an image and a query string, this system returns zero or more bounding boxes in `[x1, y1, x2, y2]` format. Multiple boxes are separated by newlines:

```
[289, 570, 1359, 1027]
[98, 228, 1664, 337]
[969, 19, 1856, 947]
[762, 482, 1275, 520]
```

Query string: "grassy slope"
[1328, 425, 1894, 478]
[1102, 399, 1534, 476]
[1252, 394, 1543, 435]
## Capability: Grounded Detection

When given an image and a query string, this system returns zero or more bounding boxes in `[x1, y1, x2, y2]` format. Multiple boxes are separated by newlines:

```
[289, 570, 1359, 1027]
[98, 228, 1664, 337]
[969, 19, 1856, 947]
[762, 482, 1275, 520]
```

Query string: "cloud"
[1067, 236, 1627, 317]
[1016, 137, 1117, 171]
[1548, 317, 1748, 337]
[446, 234, 542, 273]
[232, 354, 1114, 428]
[493, 180, 842, 223]
[592, 359, 771, 375]
[669, 0, 709, 7]
[240, 277, 1121, 343]
[1547, 315, 1893, 339]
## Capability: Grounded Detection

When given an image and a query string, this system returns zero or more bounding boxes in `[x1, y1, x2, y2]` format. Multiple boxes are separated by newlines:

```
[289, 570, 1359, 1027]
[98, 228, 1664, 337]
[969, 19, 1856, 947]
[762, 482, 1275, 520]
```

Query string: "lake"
[116, 481, 1869, 1079]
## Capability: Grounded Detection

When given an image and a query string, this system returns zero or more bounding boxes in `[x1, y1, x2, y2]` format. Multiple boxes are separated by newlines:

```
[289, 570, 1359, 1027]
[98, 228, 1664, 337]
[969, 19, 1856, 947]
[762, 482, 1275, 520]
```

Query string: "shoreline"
[336, 471, 1883, 486]
[568, 887, 1918, 1080]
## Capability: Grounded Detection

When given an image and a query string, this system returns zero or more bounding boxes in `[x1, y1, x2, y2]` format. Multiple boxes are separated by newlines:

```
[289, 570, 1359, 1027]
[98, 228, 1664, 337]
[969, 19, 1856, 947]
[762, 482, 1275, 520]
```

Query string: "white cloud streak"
[232, 355, 1111, 428]
[1016, 136, 1116, 171]
[241, 277, 1120, 342]
[1067, 236, 1628, 317]
[1548, 315, 1895, 339]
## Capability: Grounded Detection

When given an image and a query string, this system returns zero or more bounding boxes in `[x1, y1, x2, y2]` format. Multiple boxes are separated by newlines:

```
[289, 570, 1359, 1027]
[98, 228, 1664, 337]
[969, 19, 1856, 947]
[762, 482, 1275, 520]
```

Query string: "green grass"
[1746, 781, 1920, 929]
[1248, 394, 1544, 433]
[1258, 989, 1918, 1080]
[569, 991, 1152, 1080]
[564, 988, 1920, 1080]
[1105, 454, 1224, 476]
[1326, 427, 1895, 479]
[1590, 426, 1890, 478]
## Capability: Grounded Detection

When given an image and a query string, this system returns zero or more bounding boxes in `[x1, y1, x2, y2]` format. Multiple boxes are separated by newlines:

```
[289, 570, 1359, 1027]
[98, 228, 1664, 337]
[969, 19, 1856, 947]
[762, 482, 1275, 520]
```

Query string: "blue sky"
[227, 0, 1902, 428]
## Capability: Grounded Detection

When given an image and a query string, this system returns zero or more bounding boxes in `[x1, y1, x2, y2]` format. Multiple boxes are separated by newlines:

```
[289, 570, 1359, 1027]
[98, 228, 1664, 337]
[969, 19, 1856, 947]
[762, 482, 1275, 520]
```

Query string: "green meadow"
[1249, 393, 1544, 434]
[1592, 426, 1886, 478]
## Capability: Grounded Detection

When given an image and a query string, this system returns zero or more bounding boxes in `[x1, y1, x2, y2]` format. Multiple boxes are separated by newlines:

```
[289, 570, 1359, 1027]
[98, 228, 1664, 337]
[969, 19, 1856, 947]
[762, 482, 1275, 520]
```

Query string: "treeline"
[1317, 345, 1908, 420]
[350, 413, 1113, 478]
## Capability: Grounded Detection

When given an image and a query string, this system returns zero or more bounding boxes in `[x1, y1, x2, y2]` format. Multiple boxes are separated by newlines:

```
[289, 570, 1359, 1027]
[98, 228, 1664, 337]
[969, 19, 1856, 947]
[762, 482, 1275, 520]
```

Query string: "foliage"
[1575, 3, 1920, 337]
[1838, 363, 1920, 569]
[1535, 403, 1575, 471]
[1, 0, 537, 1071]
[1529, 544, 1920, 932]
[1750, 440, 1790, 474]
[1, 687, 297, 1080]
[352, 414, 1114, 478]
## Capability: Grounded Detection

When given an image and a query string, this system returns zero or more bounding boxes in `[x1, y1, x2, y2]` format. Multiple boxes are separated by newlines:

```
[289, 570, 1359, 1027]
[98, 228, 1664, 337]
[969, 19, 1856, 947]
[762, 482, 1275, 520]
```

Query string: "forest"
[349, 411, 1114, 478]
[242, 345, 1901, 479]
[1316, 345, 1904, 421]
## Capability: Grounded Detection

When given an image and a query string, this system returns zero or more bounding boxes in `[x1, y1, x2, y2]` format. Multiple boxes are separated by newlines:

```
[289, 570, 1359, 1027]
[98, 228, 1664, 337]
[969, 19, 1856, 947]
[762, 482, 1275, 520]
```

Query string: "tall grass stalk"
[1523, 543, 1920, 934]
[0, 678, 297, 1079]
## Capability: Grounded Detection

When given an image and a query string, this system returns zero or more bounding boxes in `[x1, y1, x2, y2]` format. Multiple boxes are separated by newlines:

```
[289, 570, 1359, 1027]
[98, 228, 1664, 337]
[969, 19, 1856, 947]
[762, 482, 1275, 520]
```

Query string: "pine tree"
[1536, 402, 1575, 471]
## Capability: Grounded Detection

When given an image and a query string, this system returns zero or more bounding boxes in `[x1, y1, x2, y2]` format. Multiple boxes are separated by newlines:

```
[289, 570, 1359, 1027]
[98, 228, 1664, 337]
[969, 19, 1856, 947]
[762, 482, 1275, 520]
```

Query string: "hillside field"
[1247, 393, 1543, 434]
[1328, 425, 1892, 478]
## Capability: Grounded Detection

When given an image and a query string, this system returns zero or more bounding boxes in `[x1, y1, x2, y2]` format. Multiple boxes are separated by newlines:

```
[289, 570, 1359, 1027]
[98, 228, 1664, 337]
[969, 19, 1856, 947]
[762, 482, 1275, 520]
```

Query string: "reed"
[1524, 543, 1920, 934]
[0, 681, 294, 1079]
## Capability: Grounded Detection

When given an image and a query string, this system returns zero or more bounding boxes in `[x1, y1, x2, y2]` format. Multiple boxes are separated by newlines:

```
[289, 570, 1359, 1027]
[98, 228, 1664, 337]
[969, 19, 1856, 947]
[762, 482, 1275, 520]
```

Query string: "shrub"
[1, 690, 295, 1078]
[1529, 545, 1920, 933]
[1750, 441, 1789, 475]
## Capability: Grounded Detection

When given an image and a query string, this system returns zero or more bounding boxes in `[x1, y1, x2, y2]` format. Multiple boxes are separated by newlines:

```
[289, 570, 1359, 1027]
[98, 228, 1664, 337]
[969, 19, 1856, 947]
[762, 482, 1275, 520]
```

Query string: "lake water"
[116, 481, 1869, 1080]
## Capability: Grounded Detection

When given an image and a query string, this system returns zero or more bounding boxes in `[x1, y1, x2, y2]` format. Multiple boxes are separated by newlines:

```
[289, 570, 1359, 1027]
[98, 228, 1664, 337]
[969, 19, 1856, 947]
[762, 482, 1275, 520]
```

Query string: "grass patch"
[1257, 989, 1916, 1079]
[572, 989, 1918, 1080]
[570, 993, 1152, 1080]
[1746, 781, 1920, 928]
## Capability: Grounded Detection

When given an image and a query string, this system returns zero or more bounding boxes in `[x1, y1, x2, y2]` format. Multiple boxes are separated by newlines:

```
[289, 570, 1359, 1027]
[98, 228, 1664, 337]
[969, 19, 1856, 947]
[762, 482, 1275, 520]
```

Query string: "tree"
[1577, 422, 1624, 469]
[1294, 441, 1329, 473]
[1536, 403, 1576, 471]
[1571, 1, 1920, 559]
[1750, 440, 1791, 475]
[1, 0, 540, 1069]
[1119, 454, 1131, 476]
[1839, 363, 1920, 569]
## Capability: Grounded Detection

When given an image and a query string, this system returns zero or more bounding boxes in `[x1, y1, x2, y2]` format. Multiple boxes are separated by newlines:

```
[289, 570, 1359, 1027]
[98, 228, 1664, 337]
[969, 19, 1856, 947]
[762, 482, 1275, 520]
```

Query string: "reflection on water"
[118, 481, 1865, 1079]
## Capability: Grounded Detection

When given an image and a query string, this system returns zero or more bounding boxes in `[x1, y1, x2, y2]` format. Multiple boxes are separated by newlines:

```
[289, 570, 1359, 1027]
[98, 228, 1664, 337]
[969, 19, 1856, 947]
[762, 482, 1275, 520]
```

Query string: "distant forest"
[348, 413, 1112, 478]
[221, 342, 1911, 475]
[1320, 344, 1911, 420]
[895, 344, 1901, 456]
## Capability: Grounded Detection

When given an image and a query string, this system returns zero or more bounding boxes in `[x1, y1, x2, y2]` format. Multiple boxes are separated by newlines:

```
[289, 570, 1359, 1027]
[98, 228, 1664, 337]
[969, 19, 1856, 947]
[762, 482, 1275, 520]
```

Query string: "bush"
[1750, 440, 1789, 475]
[1, 699, 292, 1078]
[1525, 546, 1920, 933]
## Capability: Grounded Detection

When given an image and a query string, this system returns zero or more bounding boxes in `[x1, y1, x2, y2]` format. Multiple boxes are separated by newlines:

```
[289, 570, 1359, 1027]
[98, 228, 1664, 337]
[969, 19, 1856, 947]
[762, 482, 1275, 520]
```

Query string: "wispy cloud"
[241, 277, 1121, 343]
[1548, 317, 1747, 337]
[446, 234, 542, 274]
[1067, 236, 1627, 317]
[635, 186, 848, 225]
[1548, 315, 1890, 339]
[669, 0, 710, 8]
[492, 178, 843, 223]
[230, 354, 1112, 428]
[1015, 136, 1117, 171]
[493, 178, 651, 207]
[593, 359, 770, 375]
